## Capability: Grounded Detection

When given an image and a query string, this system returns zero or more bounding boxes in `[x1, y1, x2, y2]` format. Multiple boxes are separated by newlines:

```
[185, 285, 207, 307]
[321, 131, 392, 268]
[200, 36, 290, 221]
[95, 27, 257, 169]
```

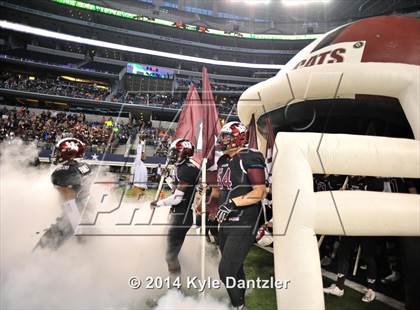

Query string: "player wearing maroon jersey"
[212, 121, 266, 309]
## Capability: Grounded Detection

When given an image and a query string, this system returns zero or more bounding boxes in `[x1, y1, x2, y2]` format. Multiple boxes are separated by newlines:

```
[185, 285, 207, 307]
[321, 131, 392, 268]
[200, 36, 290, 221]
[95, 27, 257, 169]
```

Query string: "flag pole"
[200, 157, 208, 295]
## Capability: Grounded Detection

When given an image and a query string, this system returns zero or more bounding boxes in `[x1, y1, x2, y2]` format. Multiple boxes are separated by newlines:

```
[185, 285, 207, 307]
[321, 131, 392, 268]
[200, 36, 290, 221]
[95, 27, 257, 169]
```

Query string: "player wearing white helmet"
[211, 121, 267, 309]
[151, 138, 200, 279]
[35, 137, 91, 251]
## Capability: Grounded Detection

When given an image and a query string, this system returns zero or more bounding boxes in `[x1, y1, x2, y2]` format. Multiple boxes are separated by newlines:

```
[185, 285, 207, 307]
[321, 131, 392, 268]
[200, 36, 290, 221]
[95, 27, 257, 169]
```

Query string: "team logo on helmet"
[168, 138, 195, 164]
[256, 226, 274, 247]
[52, 137, 86, 164]
[216, 121, 248, 152]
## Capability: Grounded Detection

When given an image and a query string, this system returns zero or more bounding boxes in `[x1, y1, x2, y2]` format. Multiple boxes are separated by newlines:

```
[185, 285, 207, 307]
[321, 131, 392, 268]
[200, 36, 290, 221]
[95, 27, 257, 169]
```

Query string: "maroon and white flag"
[201, 67, 221, 168]
[174, 83, 203, 162]
[248, 113, 258, 150]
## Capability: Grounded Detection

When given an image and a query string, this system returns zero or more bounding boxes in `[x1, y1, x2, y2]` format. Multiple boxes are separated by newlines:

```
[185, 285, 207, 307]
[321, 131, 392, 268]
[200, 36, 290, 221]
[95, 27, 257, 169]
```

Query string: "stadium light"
[282, 0, 331, 6]
[0, 20, 284, 69]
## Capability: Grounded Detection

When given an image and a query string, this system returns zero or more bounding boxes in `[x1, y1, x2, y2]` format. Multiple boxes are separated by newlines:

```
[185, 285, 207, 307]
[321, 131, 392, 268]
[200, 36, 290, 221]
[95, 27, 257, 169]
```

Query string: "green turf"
[244, 246, 395, 310]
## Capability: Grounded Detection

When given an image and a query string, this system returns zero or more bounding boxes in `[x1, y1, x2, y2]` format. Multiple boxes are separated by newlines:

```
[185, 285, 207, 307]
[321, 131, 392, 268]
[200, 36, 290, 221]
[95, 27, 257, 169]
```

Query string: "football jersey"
[313, 174, 347, 191]
[51, 160, 91, 203]
[348, 176, 384, 192]
[173, 159, 200, 212]
[387, 178, 417, 193]
[217, 149, 265, 217]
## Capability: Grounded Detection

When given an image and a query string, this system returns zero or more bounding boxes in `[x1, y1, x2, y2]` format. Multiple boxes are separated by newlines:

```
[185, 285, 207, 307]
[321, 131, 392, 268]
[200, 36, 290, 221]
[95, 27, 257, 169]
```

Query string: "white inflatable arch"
[238, 16, 420, 309]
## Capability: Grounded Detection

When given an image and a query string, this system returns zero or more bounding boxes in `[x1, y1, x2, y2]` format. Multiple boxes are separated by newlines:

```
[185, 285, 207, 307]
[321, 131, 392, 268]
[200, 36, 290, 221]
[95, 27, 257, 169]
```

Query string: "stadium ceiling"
[50, 0, 320, 40]
[193, 0, 420, 23]
[0, 20, 284, 69]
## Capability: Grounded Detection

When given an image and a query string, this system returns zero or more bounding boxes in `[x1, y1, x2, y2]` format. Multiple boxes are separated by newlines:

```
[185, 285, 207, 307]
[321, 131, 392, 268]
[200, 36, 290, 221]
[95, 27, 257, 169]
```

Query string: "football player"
[150, 138, 200, 279]
[35, 137, 91, 250]
[211, 121, 266, 310]
[323, 176, 383, 303]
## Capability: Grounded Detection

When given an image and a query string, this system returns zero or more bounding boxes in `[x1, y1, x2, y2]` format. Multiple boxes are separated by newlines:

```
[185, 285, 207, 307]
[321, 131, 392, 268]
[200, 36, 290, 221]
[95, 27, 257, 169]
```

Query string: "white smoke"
[0, 140, 228, 309]
[156, 290, 229, 310]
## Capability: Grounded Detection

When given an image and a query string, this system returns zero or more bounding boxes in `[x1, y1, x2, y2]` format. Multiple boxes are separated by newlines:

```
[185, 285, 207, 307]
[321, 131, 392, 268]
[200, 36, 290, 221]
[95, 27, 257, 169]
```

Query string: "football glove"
[216, 199, 237, 223]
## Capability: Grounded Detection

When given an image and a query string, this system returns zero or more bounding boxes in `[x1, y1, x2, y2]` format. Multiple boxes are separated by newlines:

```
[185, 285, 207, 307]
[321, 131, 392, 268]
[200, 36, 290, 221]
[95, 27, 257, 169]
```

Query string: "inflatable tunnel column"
[271, 133, 323, 310]
[271, 132, 420, 310]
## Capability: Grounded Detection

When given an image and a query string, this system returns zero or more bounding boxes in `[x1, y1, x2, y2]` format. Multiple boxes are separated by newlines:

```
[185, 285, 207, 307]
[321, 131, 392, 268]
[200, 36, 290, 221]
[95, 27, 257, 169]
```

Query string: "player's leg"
[324, 237, 357, 296]
[218, 221, 256, 308]
[236, 265, 246, 303]
[401, 237, 420, 310]
[165, 211, 193, 276]
[38, 215, 74, 250]
[361, 237, 377, 302]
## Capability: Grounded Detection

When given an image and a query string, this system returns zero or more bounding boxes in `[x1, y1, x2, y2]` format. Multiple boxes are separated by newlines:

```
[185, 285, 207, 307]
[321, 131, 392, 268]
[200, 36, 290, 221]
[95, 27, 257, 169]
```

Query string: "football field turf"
[244, 246, 395, 310]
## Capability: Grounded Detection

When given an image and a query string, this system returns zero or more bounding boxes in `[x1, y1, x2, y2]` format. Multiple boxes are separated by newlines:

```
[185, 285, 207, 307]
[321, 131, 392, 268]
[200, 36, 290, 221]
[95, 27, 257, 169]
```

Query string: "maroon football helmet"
[256, 226, 273, 247]
[169, 138, 195, 164]
[217, 121, 248, 152]
[53, 137, 86, 164]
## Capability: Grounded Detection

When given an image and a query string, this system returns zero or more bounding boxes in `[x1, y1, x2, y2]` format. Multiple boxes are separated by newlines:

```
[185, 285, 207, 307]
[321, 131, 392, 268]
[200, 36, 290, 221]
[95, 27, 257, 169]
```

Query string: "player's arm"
[151, 172, 193, 208]
[232, 153, 266, 207]
[216, 152, 267, 222]
[51, 168, 82, 230]
[232, 183, 266, 207]
[210, 186, 220, 199]
[215, 180, 266, 223]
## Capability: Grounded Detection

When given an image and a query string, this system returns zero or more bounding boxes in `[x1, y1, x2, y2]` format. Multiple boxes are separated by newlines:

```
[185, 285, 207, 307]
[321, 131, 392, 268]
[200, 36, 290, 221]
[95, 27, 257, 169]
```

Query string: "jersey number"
[218, 168, 232, 190]
[78, 164, 90, 175]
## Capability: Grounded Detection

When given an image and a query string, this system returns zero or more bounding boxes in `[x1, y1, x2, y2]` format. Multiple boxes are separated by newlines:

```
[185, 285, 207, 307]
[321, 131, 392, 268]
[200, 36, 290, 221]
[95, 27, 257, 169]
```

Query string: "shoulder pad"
[188, 159, 201, 169]
[217, 154, 228, 165]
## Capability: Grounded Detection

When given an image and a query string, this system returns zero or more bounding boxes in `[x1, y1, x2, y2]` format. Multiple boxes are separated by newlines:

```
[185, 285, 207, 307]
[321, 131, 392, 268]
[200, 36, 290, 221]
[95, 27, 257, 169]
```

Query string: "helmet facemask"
[217, 122, 249, 154]
[168, 139, 194, 164]
[168, 148, 181, 164]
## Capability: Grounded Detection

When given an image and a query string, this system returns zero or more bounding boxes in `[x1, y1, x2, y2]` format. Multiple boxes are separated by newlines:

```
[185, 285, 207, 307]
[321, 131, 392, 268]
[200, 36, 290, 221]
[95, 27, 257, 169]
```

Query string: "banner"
[201, 67, 221, 167]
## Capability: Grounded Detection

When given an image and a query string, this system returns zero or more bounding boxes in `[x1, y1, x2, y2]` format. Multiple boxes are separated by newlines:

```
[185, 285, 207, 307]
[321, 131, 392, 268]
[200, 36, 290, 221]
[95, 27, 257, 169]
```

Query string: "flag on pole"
[201, 66, 221, 218]
[174, 83, 204, 162]
[201, 67, 221, 168]
[248, 113, 258, 149]
[265, 116, 275, 184]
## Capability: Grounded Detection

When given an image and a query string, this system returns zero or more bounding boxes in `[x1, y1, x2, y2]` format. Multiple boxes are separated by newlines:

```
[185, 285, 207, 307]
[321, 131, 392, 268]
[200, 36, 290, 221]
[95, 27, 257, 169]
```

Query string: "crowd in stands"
[0, 106, 133, 152]
[175, 78, 248, 93]
[0, 105, 177, 155]
[111, 89, 237, 114]
[0, 53, 79, 69]
[0, 72, 239, 115]
[111, 91, 182, 109]
[0, 53, 122, 75]
[0, 72, 110, 101]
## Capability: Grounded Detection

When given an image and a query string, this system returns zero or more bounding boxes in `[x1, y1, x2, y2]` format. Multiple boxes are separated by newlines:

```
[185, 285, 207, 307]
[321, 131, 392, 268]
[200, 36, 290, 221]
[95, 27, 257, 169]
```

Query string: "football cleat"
[381, 271, 400, 284]
[362, 288, 376, 303]
[323, 284, 344, 297]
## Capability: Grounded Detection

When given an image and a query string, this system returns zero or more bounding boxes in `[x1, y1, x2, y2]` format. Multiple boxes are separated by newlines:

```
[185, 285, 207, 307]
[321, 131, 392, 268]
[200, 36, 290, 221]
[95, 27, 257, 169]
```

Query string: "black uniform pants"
[218, 215, 258, 307]
[165, 208, 193, 275]
[401, 237, 420, 310]
[337, 237, 377, 287]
